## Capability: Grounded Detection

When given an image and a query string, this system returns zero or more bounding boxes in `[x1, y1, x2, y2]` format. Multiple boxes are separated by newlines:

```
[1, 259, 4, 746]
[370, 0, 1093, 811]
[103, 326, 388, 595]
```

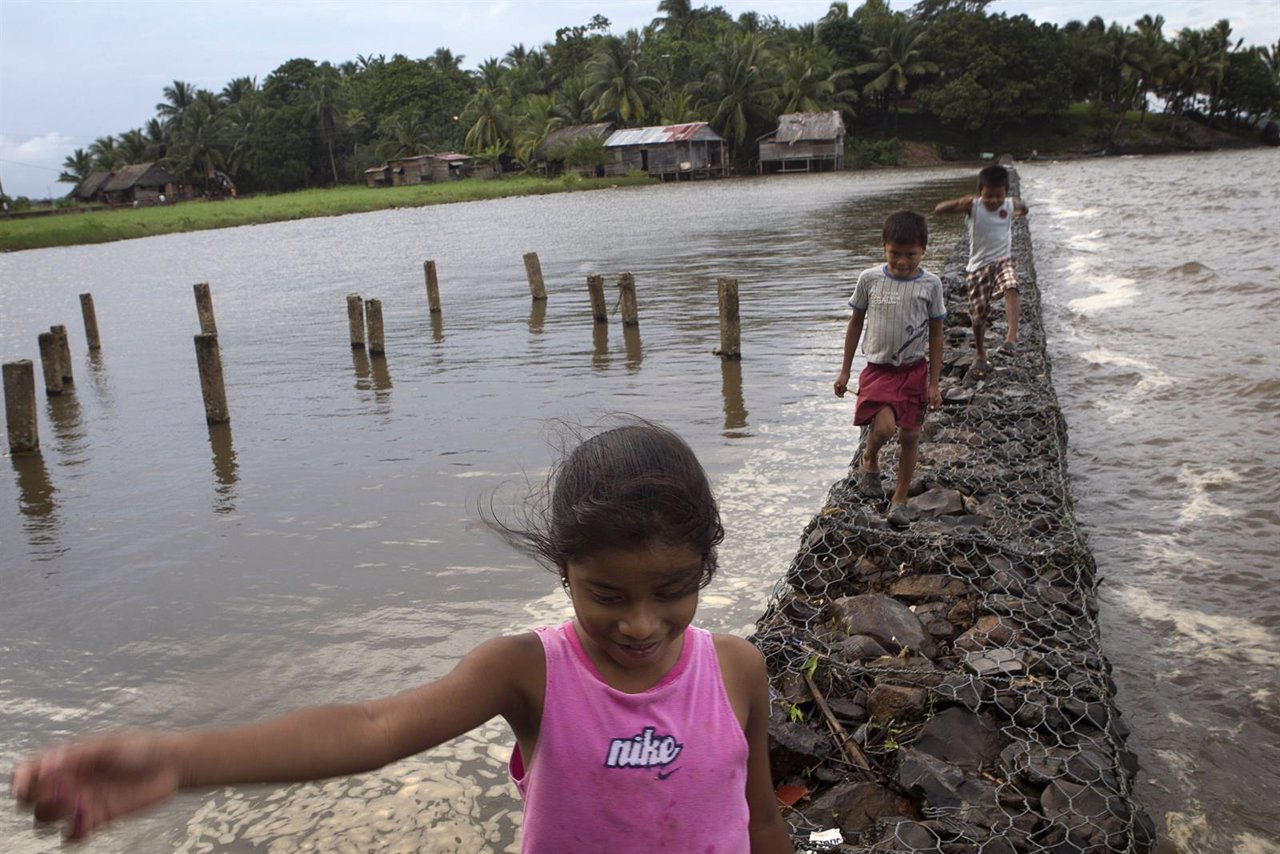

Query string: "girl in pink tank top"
[13, 420, 795, 853]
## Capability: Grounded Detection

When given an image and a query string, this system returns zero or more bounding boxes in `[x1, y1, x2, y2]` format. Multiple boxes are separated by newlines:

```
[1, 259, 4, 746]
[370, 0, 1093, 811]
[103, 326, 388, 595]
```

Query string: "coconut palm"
[171, 98, 229, 191]
[59, 148, 94, 184]
[220, 76, 258, 106]
[157, 80, 198, 128]
[772, 43, 856, 114]
[379, 109, 434, 159]
[585, 33, 658, 124]
[855, 16, 937, 128]
[89, 135, 124, 171]
[462, 85, 511, 153]
[306, 63, 344, 185]
[700, 32, 774, 150]
[1127, 14, 1170, 124]
[117, 129, 150, 164]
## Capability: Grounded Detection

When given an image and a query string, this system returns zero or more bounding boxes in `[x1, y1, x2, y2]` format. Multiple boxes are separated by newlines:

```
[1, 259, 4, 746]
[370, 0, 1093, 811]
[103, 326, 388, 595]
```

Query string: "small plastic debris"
[809, 828, 843, 844]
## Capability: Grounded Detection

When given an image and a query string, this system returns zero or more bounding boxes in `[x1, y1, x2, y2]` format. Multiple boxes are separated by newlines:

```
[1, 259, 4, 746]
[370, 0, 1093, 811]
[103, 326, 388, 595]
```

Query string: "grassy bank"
[0, 173, 655, 253]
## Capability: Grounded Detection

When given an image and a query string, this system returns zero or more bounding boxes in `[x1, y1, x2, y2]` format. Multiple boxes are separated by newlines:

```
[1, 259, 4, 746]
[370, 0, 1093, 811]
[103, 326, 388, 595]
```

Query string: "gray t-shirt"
[848, 264, 946, 366]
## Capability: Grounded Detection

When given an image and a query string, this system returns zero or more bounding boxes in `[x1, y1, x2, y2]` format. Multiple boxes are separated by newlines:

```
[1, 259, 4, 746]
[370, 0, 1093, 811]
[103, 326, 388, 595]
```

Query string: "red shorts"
[854, 360, 928, 432]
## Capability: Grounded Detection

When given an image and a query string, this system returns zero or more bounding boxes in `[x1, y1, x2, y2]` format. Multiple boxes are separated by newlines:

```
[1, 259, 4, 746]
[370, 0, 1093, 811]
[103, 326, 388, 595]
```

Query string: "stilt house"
[758, 111, 847, 173]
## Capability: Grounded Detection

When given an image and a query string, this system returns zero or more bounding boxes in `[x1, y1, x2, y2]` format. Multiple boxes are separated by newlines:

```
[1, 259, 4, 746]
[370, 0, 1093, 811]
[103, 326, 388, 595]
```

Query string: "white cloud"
[0, 132, 77, 199]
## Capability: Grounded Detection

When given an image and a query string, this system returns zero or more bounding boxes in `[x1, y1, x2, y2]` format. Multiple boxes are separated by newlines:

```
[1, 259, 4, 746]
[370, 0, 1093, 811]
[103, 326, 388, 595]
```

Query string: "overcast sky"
[1, 0, 1276, 199]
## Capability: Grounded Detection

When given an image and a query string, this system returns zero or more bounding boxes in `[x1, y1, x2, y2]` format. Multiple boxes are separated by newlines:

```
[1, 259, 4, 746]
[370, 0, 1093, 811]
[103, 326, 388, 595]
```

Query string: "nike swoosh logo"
[657, 768, 679, 780]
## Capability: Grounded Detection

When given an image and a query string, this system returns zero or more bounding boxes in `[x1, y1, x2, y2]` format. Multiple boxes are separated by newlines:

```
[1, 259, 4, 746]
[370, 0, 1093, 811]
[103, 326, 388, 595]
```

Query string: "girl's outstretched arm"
[12, 632, 543, 841]
[715, 635, 795, 854]
[934, 194, 974, 215]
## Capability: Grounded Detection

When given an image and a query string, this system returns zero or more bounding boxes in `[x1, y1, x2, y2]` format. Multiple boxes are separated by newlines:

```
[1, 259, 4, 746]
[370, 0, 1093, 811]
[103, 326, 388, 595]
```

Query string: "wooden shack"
[101, 162, 179, 205]
[758, 111, 846, 173]
[428, 152, 474, 181]
[603, 123, 728, 181]
[387, 155, 434, 186]
[364, 164, 391, 188]
[74, 171, 112, 202]
[535, 122, 614, 176]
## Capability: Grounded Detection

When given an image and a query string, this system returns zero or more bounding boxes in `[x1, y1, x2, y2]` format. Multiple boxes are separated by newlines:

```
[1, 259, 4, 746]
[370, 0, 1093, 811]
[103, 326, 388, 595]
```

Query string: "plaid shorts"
[966, 258, 1018, 325]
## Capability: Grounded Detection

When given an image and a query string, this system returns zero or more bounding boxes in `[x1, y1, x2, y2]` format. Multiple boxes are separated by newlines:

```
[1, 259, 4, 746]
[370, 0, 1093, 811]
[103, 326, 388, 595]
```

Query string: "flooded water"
[1026, 148, 1280, 854]
[2, 150, 1276, 853]
[1, 170, 973, 853]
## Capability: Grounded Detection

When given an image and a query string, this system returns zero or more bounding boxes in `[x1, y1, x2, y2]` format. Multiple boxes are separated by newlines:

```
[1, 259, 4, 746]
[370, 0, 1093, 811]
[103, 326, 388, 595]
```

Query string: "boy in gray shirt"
[834, 211, 946, 527]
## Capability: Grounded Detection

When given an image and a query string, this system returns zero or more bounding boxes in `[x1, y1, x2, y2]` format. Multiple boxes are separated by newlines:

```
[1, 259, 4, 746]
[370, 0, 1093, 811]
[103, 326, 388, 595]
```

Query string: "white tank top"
[967, 197, 1014, 271]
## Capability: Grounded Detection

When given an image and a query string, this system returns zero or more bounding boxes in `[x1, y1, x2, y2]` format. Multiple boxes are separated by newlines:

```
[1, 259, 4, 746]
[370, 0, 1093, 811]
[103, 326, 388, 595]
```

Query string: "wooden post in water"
[37, 333, 63, 395]
[366, 299, 385, 355]
[346, 293, 365, 348]
[194, 334, 229, 424]
[193, 282, 217, 336]
[79, 293, 102, 351]
[618, 272, 639, 326]
[716, 277, 741, 359]
[523, 252, 548, 301]
[3, 360, 40, 454]
[49, 325, 73, 384]
[587, 274, 607, 324]
[423, 261, 442, 314]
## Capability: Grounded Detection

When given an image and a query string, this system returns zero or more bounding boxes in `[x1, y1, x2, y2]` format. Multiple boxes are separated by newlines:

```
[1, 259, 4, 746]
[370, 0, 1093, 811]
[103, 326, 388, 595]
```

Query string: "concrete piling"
[193, 334, 229, 424]
[587, 274, 608, 323]
[193, 282, 217, 336]
[618, 272, 639, 326]
[3, 360, 40, 454]
[716, 277, 742, 359]
[37, 333, 63, 396]
[366, 299, 385, 355]
[79, 293, 102, 350]
[424, 261, 442, 313]
[346, 293, 365, 349]
[523, 252, 548, 301]
[49, 325, 73, 384]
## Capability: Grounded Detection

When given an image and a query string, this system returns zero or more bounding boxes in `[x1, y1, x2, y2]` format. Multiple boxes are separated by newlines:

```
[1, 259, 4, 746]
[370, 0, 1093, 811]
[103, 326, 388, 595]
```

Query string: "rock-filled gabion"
[754, 191, 1156, 853]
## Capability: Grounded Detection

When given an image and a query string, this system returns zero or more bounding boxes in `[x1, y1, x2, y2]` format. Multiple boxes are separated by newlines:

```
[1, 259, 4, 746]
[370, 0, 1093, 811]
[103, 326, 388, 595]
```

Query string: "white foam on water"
[1235, 833, 1280, 854]
[1176, 464, 1241, 524]
[1110, 582, 1278, 669]
[1067, 270, 1140, 313]
[1165, 809, 1212, 853]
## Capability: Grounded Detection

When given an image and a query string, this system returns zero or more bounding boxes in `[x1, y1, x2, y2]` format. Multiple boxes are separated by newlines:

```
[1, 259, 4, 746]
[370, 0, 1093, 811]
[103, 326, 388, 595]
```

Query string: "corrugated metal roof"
[770, 111, 846, 144]
[604, 122, 723, 147]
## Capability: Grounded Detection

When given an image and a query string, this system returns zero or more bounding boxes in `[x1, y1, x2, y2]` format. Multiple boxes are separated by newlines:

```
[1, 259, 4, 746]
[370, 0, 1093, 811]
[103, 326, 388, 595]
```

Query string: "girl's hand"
[11, 733, 182, 841]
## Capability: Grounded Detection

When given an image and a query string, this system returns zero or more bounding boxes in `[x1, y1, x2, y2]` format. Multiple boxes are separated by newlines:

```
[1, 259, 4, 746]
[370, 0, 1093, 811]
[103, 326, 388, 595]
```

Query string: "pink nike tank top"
[510, 620, 750, 853]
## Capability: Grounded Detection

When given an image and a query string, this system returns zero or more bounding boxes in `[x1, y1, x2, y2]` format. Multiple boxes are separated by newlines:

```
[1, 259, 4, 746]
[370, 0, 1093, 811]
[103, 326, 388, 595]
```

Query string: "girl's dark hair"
[882, 210, 928, 248]
[485, 419, 724, 588]
[978, 164, 1010, 190]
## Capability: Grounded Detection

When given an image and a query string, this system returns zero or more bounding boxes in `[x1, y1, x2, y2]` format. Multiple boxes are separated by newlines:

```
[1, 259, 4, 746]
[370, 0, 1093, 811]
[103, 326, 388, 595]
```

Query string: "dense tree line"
[59, 0, 1279, 195]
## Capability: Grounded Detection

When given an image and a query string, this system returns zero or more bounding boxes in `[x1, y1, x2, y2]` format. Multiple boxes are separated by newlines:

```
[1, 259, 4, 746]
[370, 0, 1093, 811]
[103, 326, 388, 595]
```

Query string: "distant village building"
[370, 153, 493, 188]
[535, 122, 615, 176]
[757, 111, 847, 173]
[100, 162, 178, 205]
[603, 123, 728, 180]
[73, 171, 113, 203]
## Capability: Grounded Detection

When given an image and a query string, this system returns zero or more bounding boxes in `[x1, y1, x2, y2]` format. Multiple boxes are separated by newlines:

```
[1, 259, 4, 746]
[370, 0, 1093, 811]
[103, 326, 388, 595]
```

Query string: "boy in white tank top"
[935, 165, 1028, 375]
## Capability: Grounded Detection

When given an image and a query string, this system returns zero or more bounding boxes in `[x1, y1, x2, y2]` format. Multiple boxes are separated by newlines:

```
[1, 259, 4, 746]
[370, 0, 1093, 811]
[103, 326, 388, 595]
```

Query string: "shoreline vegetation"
[0, 173, 655, 253]
[1, 126, 1264, 253]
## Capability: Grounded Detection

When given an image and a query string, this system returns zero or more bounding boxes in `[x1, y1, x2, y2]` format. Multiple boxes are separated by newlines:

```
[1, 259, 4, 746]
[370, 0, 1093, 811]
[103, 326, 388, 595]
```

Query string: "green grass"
[0, 173, 655, 253]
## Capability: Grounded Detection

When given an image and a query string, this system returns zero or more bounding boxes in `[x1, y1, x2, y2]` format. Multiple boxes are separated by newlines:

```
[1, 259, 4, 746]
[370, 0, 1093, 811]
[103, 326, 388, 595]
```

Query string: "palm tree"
[462, 85, 511, 154]
[1128, 14, 1170, 125]
[118, 129, 150, 164]
[379, 109, 434, 159]
[429, 48, 464, 74]
[59, 148, 94, 185]
[511, 94, 563, 168]
[306, 63, 344, 185]
[220, 76, 257, 106]
[772, 44, 855, 115]
[89, 135, 124, 171]
[585, 33, 658, 124]
[652, 0, 698, 41]
[700, 32, 774, 151]
[855, 16, 937, 129]
[223, 98, 261, 178]
[171, 98, 229, 192]
[157, 80, 198, 128]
